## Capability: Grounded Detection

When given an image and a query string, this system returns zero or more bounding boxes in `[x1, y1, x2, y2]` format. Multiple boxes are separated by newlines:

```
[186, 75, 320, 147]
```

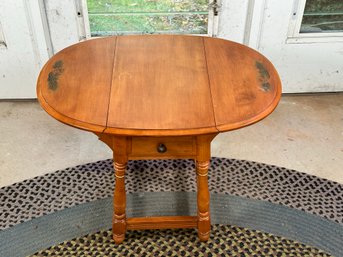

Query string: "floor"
[0, 93, 342, 187]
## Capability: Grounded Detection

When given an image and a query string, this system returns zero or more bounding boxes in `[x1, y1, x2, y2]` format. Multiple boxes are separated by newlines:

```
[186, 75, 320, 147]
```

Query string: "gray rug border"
[0, 192, 342, 257]
[2, 157, 343, 231]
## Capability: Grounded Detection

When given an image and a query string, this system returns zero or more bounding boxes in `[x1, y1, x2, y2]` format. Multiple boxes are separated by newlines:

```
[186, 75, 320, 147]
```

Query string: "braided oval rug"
[0, 158, 342, 256]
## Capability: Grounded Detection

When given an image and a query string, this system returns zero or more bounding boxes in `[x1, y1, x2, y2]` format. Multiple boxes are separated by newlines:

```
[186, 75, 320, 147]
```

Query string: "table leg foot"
[198, 231, 210, 241]
[113, 230, 125, 244]
[198, 211, 210, 241]
[196, 160, 211, 242]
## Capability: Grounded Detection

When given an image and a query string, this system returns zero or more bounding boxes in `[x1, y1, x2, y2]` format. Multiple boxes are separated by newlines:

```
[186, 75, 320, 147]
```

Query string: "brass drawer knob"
[157, 143, 167, 153]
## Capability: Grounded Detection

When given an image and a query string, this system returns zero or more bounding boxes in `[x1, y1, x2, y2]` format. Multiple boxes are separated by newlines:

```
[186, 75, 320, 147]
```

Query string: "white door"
[0, 1, 50, 99]
[246, 0, 343, 93]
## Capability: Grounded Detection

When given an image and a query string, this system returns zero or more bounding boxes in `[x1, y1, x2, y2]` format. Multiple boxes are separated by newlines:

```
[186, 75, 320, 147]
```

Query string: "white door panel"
[0, 0, 49, 99]
[45, 0, 85, 53]
[250, 0, 343, 93]
[217, 0, 249, 43]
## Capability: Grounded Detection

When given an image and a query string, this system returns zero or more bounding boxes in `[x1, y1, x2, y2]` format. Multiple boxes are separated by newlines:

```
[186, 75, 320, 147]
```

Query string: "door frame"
[23, 0, 52, 67]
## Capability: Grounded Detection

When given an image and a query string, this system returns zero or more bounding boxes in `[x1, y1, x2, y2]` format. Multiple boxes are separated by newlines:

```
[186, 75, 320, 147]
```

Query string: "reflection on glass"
[87, 0, 209, 36]
[300, 0, 343, 33]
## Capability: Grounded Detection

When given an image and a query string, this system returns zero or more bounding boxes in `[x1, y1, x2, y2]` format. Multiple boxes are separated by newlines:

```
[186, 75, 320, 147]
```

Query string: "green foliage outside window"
[87, 0, 209, 36]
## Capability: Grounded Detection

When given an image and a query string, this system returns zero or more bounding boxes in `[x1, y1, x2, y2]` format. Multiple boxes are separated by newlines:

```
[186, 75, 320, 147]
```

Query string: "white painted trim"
[75, 0, 89, 41]
[295, 32, 343, 38]
[81, 0, 91, 39]
[245, 0, 266, 49]
[23, 0, 49, 69]
[208, 0, 219, 37]
[37, 0, 53, 57]
[292, 0, 306, 37]
[74, 0, 83, 40]
[211, 15, 219, 37]
[207, 6, 215, 36]
[286, 36, 343, 44]
[243, 0, 254, 45]
[286, 0, 300, 37]
[0, 20, 7, 48]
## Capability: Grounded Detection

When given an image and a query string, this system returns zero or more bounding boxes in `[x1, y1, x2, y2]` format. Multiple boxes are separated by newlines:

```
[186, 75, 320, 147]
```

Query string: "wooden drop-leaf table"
[37, 35, 281, 244]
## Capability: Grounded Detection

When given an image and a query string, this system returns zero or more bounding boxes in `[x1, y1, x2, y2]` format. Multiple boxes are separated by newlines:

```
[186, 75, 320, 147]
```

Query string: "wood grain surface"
[37, 37, 117, 132]
[203, 37, 281, 131]
[107, 35, 216, 132]
[37, 35, 282, 136]
[126, 216, 198, 230]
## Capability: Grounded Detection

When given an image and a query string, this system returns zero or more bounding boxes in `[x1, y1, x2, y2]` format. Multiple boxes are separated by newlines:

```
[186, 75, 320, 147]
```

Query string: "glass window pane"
[87, 0, 209, 36]
[89, 14, 208, 36]
[300, 0, 343, 33]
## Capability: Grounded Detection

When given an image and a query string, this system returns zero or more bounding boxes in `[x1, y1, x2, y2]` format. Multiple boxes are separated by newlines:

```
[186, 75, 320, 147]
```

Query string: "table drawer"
[129, 136, 196, 158]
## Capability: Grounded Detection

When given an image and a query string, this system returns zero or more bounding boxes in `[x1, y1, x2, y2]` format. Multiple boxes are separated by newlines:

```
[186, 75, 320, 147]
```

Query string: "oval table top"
[37, 35, 281, 136]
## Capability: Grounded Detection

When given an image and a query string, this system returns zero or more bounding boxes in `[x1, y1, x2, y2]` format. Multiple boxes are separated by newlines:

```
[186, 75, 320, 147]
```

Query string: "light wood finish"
[129, 136, 196, 159]
[195, 134, 216, 241]
[37, 35, 282, 244]
[37, 35, 281, 136]
[203, 37, 282, 131]
[107, 35, 216, 134]
[196, 160, 211, 241]
[127, 216, 198, 230]
[97, 134, 217, 243]
[112, 161, 127, 244]
[112, 136, 129, 244]
[37, 37, 117, 132]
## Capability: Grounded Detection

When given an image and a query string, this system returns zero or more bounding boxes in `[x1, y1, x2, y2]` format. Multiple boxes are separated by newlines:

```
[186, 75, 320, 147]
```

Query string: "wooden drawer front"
[130, 136, 196, 158]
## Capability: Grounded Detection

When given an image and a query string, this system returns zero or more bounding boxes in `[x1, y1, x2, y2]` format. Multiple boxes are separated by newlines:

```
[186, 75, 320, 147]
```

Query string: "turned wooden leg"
[196, 160, 211, 241]
[112, 161, 127, 244]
